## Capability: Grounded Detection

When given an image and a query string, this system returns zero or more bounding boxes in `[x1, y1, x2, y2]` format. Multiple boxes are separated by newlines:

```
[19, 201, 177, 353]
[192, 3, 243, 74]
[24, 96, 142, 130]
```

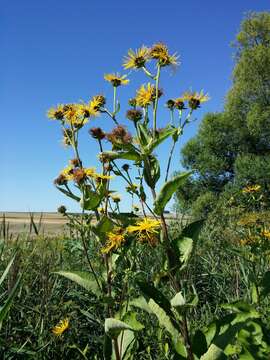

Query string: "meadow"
[2, 12, 270, 360]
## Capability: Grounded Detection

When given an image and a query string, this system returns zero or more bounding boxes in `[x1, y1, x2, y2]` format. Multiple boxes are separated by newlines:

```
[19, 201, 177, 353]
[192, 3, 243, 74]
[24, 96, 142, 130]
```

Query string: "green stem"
[153, 65, 161, 137]
[165, 140, 177, 182]
[113, 86, 117, 114]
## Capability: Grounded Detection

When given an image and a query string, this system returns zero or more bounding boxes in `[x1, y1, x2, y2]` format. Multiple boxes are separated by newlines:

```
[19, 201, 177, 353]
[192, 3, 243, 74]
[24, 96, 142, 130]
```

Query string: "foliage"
[176, 12, 270, 216]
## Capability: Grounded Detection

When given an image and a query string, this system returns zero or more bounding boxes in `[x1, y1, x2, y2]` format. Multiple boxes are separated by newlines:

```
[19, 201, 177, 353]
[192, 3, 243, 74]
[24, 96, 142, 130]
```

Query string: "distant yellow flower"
[94, 173, 114, 180]
[110, 194, 121, 203]
[52, 318, 69, 336]
[127, 218, 161, 245]
[85, 167, 97, 177]
[88, 95, 106, 116]
[150, 43, 179, 67]
[101, 229, 125, 254]
[47, 104, 65, 120]
[135, 83, 155, 107]
[182, 90, 210, 109]
[126, 183, 138, 193]
[261, 230, 270, 239]
[61, 165, 74, 181]
[242, 184, 261, 194]
[104, 73, 129, 87]
[123, 46, 150, 70]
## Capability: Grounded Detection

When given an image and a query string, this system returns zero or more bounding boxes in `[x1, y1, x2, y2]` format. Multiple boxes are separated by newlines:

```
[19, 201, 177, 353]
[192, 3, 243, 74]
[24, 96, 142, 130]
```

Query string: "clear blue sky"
[2, 0, 269, 212]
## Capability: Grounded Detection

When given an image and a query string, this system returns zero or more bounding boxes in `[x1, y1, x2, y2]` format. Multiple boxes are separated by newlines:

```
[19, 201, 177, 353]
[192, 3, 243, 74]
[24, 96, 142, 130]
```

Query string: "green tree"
[176, 12, 270, 215]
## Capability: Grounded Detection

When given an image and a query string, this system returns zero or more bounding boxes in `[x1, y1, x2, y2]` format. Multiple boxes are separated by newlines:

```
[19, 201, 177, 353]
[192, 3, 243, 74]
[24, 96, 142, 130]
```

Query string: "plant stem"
[153, 65, 161, 137]
[165, 140, 176, 182]
[113, 86, 117, 114]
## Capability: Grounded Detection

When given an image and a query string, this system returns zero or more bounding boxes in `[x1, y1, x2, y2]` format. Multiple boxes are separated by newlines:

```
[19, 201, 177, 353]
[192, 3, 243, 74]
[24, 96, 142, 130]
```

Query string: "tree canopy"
[176, 12, 270, 216]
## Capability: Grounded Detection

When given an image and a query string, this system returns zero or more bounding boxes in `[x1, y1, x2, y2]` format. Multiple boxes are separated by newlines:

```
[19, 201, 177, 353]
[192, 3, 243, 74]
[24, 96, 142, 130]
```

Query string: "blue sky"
[2, 0, 269, 212]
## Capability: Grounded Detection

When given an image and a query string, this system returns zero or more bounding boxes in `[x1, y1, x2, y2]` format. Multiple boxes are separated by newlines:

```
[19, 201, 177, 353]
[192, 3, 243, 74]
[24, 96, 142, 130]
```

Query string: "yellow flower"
[94, 173, 114, 180]
[85, 167, 97, 177]
[101, 229, 125, 254]
[149, 43, 179, 67]
[110, 194, 121, 203]
[104, 73, 129, 87]
[135, 83, 155, 107]
[52, 318, 69, 336]
[127, 218, 161, 245]
[60, 165, 74, 181]
[261, 230, 270, 239]
[182, 90, 210, 110]
[126, 183, 138, 193]
[47, 104, 65, 120]
[123, 46, 150, 70]
[242, 184, 261, 194]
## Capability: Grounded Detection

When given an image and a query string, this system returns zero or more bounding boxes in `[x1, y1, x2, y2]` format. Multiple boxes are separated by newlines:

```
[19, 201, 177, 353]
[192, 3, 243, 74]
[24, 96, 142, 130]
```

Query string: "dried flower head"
[104, 73, 129, 87]
[166, 99, 175, 110]
[150, 43, 179, 67]
[57, 205, 67, 214]
[122, 164, 130, 172]
[128, 98, 137, 107]
[106, 125, 132, 146]
[126, 109, 143, 122]
[89, 127, 106, 140]
[123, 46, 150, 70]
[69, 158, 81, 168]
[54, 174, 67, 186]
[72, 168, 87, 184]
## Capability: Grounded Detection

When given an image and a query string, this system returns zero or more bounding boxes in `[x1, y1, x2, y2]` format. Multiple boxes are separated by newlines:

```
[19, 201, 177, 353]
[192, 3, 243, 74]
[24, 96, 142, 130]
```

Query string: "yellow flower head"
[182, 90, 210, 110]
[85, 167, 97, 177]
[88, 95, 106, 116]
[52, 318, 69, 336]
[242, 184, 261, 194]
[127, 217, 161, 245]
[60, 165, 74, 181]
[126, 183, 138, 193]
[123, 46, 150, 70]
[101, 228, 125, 254]
[150, 43, 179, 67]
[135, 83, 155, 107]
[110, 194, 121, 203]
[104, 73, 129, 87]
[47, 104, 65, 120]
[261, 229, 270, 239]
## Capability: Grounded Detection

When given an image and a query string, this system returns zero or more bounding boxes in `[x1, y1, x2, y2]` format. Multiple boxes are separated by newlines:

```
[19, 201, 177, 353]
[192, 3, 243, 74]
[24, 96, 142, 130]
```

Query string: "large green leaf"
[80, 190, 102, 211]
[153, 172, 192, 215]
[137, 281, 173, 316]
[105, 318, 135, 339]
[174, 237, 193, 271]
[54, 271, 102, 296]
[148, 299, 187, 358]
[137, 122, 151, 148]
[143, 155, 160, 188]
[146, 126, 178, 154]
[100, 150, 141, 162]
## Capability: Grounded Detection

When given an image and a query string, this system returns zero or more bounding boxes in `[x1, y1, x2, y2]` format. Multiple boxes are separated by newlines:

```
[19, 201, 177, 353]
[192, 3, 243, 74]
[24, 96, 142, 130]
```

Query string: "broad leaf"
[54, 271, 102, 296]
[100, 150, 141, 162]
[148, 299, 187, 358]
[146, 126, 178, 154]
[153, 172, 192, 215]
[105, 318, 134, 339]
